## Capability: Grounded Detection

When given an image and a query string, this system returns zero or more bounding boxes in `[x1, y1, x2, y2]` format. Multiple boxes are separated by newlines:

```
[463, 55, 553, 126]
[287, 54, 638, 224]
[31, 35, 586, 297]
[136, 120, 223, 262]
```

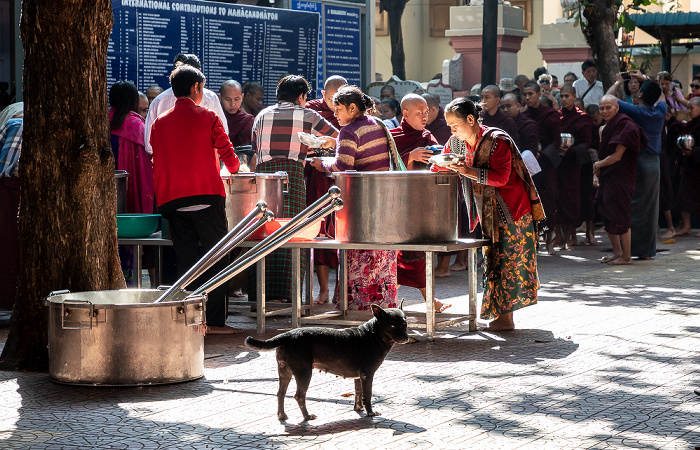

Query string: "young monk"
[593, 95, 647, 265]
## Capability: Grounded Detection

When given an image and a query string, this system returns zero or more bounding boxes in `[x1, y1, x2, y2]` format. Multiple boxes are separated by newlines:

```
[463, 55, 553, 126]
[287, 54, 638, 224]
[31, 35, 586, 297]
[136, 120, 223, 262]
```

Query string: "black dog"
[245, 304, 409, 420]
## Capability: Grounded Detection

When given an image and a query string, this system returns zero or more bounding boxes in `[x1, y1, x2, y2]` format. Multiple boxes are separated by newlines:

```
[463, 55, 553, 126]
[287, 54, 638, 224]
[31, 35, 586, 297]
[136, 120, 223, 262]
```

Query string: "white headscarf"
[0, 102, 23, 127]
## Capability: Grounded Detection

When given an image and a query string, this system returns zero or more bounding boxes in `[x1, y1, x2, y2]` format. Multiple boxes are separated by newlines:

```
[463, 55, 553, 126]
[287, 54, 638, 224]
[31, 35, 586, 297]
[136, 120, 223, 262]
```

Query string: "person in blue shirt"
[607, 71, 666, 259]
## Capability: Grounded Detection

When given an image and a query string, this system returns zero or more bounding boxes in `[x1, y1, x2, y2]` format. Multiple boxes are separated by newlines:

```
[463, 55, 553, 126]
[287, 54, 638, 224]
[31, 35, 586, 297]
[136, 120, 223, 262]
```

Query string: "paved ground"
[1, 230, 699, 449]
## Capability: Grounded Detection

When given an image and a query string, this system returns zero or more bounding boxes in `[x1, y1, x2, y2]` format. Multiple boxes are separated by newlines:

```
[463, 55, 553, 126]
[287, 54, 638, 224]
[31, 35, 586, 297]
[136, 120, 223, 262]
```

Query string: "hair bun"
[474, 103, 483, 112]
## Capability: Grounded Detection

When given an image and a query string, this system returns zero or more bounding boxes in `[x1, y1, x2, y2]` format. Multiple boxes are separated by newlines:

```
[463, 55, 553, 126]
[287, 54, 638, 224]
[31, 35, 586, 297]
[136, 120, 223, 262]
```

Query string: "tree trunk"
[381, 0, 409, 80]
[0, 0, 124, 371]
[581, 1, 621, 91]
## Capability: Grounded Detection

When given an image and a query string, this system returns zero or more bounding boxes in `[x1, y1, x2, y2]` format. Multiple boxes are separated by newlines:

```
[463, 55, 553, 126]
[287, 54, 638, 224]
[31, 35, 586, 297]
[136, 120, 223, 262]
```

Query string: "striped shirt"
[0, 118, 23, 178]
[252, 101, 338, 164]
[321, 115, 391, 172]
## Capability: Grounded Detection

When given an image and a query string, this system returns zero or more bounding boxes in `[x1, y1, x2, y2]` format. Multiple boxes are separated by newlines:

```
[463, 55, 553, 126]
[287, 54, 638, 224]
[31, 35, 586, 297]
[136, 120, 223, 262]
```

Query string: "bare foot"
[314, 291, 330, 305]
[568, 238, 578, 247]
[552, 237, 563, 247]
[434, 300, 452, 313]
[479, 317, 514, 331]
[584, 232, 595, 245]
[546, 242, 556, 255]
[434, 267, 451, 278]
[608, 258, 633, 265]
[675, 227, 692, 236]
[660, 229, 676, 239]
[600, 255, 622, 263]
[449, 263, 467, 272]
[231, 289, 246, 298]
[206, 325, 243, 335]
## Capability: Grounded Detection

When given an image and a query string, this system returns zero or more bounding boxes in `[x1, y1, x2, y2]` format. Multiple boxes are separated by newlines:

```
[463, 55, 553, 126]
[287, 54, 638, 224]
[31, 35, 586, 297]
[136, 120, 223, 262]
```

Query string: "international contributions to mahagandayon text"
[120, 0, 280, 21]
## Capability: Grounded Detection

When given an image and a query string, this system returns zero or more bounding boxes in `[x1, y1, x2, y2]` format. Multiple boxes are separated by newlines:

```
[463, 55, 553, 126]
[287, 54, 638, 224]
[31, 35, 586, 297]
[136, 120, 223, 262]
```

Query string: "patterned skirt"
[481, 213, 539, 320]
[253, 158, 308, 300]
[346, 250, 398, 311]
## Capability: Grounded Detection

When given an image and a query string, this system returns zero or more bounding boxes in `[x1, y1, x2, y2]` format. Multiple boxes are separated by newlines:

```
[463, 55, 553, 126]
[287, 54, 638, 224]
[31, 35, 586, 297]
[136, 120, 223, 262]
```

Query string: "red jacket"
[151, 98, 240, 213]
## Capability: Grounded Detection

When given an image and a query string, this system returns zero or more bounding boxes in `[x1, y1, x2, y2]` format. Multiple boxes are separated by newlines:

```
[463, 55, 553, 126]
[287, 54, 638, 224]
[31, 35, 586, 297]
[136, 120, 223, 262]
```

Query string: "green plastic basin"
[116, 214, 161, 238]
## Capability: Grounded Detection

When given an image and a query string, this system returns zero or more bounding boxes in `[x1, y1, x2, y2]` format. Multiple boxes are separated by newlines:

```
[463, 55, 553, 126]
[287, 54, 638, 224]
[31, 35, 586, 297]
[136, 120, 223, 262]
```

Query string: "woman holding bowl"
[434, 97, 545, 331]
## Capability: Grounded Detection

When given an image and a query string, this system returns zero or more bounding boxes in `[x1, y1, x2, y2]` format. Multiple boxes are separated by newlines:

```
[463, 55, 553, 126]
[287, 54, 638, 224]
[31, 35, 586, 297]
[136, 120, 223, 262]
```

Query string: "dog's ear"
[371, 304, 386, 320]
[399, 299, 405, 311]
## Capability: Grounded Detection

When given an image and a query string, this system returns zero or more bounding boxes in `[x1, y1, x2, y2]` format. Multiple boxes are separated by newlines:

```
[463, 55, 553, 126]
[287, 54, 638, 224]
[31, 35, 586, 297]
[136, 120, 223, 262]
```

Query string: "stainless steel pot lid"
[221, 171, 288, 179]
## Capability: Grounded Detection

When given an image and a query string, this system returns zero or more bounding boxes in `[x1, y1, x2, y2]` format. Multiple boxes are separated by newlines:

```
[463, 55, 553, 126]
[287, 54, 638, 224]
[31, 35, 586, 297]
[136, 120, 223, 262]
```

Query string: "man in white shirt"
[573, 60, 604, 108]
[144, 53, 228, 154]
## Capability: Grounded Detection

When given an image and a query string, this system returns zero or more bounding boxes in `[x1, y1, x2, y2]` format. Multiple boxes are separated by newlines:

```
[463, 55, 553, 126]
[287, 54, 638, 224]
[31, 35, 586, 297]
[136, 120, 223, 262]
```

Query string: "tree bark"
[380, 0, 409, 80]
[580, 1, 621, 91]
[0, 0, 124, 371]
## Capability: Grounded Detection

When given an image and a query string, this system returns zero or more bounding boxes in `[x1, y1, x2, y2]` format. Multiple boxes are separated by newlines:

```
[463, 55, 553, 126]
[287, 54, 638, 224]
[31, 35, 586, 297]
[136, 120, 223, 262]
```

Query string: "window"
[376, 1, 388, 36]
[509, 0, 533, 35]
[430, 0, 460, 38]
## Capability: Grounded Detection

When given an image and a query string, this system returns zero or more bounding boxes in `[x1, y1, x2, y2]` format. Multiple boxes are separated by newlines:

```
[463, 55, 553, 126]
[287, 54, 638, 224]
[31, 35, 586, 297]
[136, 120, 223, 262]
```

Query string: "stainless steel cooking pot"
[333, 171, 458, 243]
[221, 172, 287, 230]
[45, 289, 205, 386]
[115, 170, 128, 214]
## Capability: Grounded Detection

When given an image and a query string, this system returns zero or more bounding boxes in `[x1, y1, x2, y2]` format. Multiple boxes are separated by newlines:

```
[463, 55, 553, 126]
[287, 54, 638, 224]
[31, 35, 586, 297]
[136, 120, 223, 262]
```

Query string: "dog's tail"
[245, 335, 285, 350]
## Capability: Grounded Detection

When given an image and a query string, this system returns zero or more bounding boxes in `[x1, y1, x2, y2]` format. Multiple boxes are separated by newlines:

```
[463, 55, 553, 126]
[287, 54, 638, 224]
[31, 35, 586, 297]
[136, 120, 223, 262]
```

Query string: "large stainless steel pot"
[333, 171, 458, 243]
[221, 172, 287, 230]
[45, 289, 205, 386]
[115, 170, 128, 214]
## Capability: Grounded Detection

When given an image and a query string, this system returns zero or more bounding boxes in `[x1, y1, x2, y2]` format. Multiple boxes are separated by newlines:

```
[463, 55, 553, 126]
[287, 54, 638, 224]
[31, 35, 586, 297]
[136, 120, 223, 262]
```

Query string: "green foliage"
[565, 0, 660, 34]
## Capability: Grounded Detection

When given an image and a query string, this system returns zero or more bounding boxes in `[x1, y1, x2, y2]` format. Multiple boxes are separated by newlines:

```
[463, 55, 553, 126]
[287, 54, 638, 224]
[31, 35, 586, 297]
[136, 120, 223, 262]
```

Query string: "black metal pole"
[481, 0, 498, 88]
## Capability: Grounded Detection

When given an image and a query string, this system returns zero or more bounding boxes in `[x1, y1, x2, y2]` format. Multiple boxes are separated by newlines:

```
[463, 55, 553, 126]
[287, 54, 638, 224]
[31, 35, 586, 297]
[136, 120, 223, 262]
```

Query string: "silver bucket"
[333, 171, 459, 243]
[45, 289, 205, 386]
[221, 172, 287, 230]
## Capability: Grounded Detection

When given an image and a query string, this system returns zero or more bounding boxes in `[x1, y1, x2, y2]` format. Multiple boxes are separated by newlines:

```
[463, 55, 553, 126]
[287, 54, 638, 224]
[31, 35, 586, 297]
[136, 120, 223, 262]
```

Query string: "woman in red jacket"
[438, 98, 545, 331]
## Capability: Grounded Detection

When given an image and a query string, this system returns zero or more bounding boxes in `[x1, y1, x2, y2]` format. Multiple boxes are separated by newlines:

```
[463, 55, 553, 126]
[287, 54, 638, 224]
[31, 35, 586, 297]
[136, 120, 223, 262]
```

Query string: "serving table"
[118, 235, 487, 338]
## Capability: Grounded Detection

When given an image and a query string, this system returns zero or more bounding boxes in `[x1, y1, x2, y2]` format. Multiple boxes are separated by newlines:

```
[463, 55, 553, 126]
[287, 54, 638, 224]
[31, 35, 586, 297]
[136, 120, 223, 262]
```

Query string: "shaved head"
[689, 96, 700, 107]
[599, 94, 619, 122]
[401, 94, 429, 131]
[422, 93, 439, 109]
[324, 75, 347, 92]
[503, 93, 519, 104]
[481, 85, 501, 98]
[559, 84, 575, 95]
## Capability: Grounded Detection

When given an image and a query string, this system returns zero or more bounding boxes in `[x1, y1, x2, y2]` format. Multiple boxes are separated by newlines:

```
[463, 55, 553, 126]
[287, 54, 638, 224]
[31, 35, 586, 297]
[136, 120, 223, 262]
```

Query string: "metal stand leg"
[468, 248, 477, 332]
[425, 250, 435, 340]
[156, 246, 162, 287]
[339, 249, 348, 317]
[307, 248, 314, 316]
[134, 244, 142, 288]
[291, 247, 301, 328]
[256, 259, 265, 333]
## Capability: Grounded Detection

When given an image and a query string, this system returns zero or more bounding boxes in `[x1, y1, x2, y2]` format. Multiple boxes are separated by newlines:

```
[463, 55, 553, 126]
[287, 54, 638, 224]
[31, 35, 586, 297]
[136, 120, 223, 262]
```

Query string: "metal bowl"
[428, 153, 465, 167]
[677, 134, 695, 150]
[560, 133, 575, 148]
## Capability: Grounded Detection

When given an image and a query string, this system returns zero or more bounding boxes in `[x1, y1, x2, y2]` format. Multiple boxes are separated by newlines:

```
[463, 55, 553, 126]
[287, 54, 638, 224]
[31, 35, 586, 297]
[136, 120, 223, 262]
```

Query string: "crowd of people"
[2, 53, 699, 333]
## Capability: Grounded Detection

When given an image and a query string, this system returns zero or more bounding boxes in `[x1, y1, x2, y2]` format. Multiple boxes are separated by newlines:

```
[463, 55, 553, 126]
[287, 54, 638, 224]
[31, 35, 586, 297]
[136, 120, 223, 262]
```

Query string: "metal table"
[119, 235, 488, 337]
[271, 238, 487, 339]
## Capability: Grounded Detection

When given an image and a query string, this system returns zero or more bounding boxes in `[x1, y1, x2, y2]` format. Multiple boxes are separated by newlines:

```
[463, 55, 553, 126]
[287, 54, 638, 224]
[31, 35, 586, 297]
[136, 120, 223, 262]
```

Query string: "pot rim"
[44, 289, 206, 309]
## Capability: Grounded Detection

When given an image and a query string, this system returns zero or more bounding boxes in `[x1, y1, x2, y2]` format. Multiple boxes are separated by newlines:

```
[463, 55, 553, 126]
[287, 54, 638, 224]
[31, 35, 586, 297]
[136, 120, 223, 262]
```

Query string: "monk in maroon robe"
[304, 75, 347, 304]
[480, 85, 520, 148]
[219, 80, 254, 148]
[424, 94, 452, 145]
[594, 95, 647, 265]
[523, 81, 561, 254]
[390, 94, 451, 311]
[674, 97, 700, 236]
[501, 93, 539, 153]
[557, 85, 592, 248]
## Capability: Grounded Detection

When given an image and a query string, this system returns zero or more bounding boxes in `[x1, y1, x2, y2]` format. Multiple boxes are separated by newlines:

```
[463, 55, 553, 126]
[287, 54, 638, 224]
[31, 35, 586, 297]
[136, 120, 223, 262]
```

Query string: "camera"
[621, 72, 631, 80]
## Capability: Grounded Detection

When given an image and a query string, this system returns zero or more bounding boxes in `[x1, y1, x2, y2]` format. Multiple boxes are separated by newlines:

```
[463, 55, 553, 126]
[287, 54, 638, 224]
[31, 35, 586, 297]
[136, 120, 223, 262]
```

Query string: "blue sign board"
[291, 0, 361, 95]
[109, 0, 320, 106]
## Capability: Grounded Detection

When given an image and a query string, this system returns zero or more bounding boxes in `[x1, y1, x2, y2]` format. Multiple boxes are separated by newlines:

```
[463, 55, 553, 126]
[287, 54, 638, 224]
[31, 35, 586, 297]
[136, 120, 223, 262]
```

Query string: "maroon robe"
[426, 107, 452, 145]
[389, 120, 439, 289]
[581, 122, 601, 222]
[305, 98, 341, 267]
[306, 98, 340, 129]
[598, 112, 645, 234]
[524, 103, 562, 227]
[674, 116, 700, 214]
[558, 107, 592, 225]
[481, 107, 520, 150]
[390, 118, 438, 166]
[223, 108, 254, 147]
[513, 113, 539, 154]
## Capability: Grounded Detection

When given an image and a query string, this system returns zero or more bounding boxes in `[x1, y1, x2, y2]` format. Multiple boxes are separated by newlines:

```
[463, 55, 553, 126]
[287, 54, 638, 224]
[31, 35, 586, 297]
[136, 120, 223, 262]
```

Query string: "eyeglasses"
[538, 80, 550, 84]
[692, 84, 700, 89]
